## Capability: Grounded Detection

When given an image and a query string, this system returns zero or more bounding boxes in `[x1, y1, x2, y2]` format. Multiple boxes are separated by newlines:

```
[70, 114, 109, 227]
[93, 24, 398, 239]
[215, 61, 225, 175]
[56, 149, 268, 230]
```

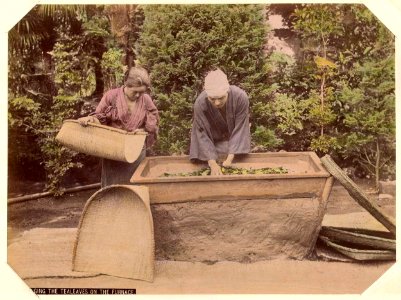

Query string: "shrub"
[137, 4, 275, 155]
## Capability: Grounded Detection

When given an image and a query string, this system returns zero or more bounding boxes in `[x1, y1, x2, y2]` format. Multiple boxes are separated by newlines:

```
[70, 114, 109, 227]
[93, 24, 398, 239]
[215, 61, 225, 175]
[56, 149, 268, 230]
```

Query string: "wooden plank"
[320, 155, 396, 235]
[145, 177, 326, 204]
[308, 176, 335, 251]
[8, 183, 101, 204]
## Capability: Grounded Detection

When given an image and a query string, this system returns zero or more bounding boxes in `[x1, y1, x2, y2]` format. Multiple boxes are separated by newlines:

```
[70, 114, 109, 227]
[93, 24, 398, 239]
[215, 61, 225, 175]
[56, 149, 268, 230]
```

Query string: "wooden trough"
[131, 152, 333, 262]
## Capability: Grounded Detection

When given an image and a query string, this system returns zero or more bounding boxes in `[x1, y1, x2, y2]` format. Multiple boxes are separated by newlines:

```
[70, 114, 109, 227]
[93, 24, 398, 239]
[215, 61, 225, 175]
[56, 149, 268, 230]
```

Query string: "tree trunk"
[105, 4, 138, 69]
[375, 138, 380, 191]
[93, 61, 104, 96]
[320, 72, 325, 136]
[319, 36, 327, 137]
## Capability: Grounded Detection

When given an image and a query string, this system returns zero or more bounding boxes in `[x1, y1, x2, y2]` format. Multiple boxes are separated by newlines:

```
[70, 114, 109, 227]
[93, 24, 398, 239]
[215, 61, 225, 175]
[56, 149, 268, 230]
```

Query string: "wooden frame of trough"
[131, 151, 334, 261]
[131, 152, 331, 204]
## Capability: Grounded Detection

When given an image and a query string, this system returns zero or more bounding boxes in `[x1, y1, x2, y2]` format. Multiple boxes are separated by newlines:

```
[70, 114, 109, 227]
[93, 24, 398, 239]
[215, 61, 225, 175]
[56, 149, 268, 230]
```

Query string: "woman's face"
[124, 85, 147, 101]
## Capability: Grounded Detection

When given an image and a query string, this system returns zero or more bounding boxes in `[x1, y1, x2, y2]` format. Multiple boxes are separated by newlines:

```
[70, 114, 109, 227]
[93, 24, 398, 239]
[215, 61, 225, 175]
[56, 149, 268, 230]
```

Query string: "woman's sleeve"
[89, 92, 113, 125]
[144, 95, 159, 133]
[144, 95, 160, 148]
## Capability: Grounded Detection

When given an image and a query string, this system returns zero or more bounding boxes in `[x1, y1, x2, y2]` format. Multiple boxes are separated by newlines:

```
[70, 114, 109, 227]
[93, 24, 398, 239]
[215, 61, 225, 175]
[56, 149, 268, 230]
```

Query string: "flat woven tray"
[318, 235, 395, 261]
[320, 226, 395, 251]
[56, 119, 147, 162]
[72, 185, 154, 282]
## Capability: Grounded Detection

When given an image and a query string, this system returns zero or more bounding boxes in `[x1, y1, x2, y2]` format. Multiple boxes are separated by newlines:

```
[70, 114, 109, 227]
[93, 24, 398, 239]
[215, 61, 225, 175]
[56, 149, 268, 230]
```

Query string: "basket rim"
[63, 119, 148, 136]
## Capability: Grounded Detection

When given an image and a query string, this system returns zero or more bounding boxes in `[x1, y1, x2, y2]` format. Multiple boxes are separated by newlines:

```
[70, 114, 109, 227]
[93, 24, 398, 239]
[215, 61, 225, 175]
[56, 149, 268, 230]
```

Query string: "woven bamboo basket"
[320, 226, 396, 251]
[56, 119, 147, 162]
[72, 185, 154, 282]
[318, 236, 395, 261]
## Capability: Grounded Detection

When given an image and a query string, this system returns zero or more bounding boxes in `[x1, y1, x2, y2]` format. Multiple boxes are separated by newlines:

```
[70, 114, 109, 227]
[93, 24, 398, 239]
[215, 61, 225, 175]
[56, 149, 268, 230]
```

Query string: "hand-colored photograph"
[3, 1, 399, 297]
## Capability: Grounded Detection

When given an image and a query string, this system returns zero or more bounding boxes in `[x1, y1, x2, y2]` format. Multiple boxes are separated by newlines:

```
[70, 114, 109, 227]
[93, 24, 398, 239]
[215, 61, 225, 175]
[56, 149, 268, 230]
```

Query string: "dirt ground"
[5, 179, 399, 295]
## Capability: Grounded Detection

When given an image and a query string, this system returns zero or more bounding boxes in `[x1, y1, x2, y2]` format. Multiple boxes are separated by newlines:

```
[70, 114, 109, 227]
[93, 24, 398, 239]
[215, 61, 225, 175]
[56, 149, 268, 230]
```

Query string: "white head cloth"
[204, 69, 230, 97]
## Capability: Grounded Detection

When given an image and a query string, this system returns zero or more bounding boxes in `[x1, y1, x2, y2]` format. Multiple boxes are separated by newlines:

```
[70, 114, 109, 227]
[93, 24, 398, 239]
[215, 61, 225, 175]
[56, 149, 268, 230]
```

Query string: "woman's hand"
[78, 116, 99, 126]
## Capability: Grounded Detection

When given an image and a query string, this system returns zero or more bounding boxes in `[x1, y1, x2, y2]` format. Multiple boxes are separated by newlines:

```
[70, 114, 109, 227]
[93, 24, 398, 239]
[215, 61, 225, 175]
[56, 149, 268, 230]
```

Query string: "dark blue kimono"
[189, 85, 251, 161]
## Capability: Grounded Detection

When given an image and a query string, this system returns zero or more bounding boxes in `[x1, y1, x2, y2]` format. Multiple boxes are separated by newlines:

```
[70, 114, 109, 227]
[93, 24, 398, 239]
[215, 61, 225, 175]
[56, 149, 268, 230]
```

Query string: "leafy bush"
[101, 47, 125, 90]
[339, 55, 395, 188]
[8, 5, 110, 193]
[137, 4, 275, 155]
[8, 3, 395, 192]
[251, 126, 283, 152]
[279, 4, 395, 183]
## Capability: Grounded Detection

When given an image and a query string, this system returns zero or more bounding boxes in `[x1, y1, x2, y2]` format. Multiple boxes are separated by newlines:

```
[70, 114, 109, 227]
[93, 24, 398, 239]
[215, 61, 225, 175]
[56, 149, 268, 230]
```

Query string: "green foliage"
[338, 55, 395, 187]
[339, 11, 395, 185]
[272, 93, 304, 135]
[160, 165, 288, 177]
[101, 47, 125, 90]
[8, 3, 396, 191]
[42, 7, 109, 192]
[8, 30, 55, 180]
[153, 87, 194, 155]
[49, 7, 110, 98]
[8, 5, 111, 193]
[8, 93, 83, 193]
[266, 51, 295, 94]
[8, 96, 43, 166]
[292, 5, 341, 153]
[50, 39, 97, 97]
[287, 4, 394, 182]
[137, 4, 273, 154]
[251, 126, 283, 151]
[302, 89, 337, 129]
[310, 135, 340, 154]
[261, 4, 395, 184]
[8, 96, 41, 129]
[8, 6, 51, 52]
[293, 4, 343, 38]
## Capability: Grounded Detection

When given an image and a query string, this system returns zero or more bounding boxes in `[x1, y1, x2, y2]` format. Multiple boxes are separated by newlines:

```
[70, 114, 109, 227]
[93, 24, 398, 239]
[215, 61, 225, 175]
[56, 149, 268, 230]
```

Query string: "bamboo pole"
[321, 155, 396, 235]
[8, 183, 101, 205]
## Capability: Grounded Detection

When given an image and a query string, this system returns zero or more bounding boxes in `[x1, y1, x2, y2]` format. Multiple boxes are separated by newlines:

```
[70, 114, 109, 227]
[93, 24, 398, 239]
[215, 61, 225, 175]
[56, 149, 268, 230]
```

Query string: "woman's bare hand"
[78, 116, 98, 126]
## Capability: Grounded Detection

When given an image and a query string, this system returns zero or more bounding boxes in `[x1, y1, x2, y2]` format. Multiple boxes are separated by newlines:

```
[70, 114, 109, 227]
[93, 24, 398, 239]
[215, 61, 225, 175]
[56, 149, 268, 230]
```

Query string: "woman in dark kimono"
[189, 69, 251, 175]
[78, 67, 159, 187]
